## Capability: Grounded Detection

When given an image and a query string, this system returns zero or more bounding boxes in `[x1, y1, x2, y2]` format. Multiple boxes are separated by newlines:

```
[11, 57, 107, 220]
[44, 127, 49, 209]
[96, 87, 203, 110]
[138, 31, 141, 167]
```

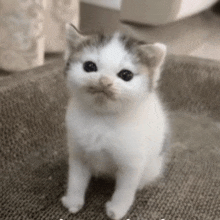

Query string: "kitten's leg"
[138, 155, 165, 189]
[106, 166, 143, 220]
[61, 152, 91, 213]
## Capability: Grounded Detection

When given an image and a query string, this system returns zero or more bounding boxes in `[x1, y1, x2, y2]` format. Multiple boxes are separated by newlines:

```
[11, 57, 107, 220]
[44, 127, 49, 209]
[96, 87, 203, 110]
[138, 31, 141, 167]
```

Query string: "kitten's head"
[64, 24, 167, 114]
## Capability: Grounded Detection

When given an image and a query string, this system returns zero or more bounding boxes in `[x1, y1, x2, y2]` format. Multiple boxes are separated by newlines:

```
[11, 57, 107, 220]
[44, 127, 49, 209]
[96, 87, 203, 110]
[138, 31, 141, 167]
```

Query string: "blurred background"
[1, 0, 220, 71]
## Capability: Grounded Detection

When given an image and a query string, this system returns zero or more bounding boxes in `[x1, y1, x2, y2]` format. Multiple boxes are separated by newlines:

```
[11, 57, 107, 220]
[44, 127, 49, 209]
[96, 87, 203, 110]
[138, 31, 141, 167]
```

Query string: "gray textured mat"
[1, 55, 220, 219]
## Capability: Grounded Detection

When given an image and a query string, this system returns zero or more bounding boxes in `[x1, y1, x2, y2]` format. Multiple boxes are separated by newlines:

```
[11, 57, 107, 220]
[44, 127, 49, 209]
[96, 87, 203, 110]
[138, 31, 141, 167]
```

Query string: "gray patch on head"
[95, 32, 113, 47]
[119, 34, 147, 51]
[117, 34, 145, 66]
[64, 33, 114, 77]
[118, 34, 158, 69]
[76, 33, 113, 52]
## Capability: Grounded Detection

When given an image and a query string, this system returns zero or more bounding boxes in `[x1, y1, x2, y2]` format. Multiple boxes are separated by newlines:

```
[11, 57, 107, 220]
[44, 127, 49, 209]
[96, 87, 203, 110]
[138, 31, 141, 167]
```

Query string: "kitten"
[61, 23, 170, 220]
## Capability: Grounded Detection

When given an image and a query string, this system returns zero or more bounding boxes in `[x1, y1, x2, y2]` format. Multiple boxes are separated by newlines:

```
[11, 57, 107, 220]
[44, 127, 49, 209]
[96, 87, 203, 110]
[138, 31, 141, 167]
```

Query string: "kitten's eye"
[83, 61, 98, 72]
[117, 69, 133, 81]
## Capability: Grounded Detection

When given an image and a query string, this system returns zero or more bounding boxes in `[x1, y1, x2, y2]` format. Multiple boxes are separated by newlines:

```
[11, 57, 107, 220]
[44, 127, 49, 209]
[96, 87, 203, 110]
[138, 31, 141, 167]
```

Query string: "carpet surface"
[0, 55, 220, 220]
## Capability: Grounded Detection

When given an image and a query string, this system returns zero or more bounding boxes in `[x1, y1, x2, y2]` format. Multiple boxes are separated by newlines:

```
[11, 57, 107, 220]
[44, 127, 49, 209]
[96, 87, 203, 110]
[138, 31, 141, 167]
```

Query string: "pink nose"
[99, 77, 113, 87]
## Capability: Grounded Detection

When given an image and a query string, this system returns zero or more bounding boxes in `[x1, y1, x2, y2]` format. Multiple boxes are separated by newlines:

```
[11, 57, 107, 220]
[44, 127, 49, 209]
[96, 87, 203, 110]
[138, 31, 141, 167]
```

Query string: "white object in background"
[45, 0, 79, 52]
[176, 0, 218, 19]
[0, 0, 46, 71]
[120, 0, 218, 25]
[80, 0, 122, 10]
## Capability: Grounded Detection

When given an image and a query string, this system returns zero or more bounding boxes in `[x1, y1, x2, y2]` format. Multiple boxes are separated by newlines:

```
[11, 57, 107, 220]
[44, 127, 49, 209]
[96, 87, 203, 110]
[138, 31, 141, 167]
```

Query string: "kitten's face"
[65, 24, 166, 114]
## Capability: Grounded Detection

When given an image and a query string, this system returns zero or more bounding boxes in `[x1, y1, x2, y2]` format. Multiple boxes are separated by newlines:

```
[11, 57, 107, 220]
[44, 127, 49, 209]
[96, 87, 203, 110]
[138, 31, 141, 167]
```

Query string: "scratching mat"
[0, 55, 220, 219]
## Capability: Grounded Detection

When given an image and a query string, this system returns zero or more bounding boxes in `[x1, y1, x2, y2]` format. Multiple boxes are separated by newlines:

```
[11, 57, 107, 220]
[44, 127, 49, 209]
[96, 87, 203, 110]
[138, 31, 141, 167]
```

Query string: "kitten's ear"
[139, 43, 167, 89]
[66, 23, 86, 44]
[139, 43, 167, 68]
[64, 23, 88, 61]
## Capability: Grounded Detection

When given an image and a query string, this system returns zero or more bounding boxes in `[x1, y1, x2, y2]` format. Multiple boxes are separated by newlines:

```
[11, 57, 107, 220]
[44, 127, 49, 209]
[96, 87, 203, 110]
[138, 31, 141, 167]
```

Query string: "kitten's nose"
[99, 77, 113, 87]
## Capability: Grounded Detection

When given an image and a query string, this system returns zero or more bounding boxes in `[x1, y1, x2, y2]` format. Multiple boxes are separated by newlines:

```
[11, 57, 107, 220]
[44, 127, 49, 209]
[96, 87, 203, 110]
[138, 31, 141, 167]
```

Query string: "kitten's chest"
[82, 149, 117, 177]
[78, 124, 111, 151]
[67, 110, 115, 151]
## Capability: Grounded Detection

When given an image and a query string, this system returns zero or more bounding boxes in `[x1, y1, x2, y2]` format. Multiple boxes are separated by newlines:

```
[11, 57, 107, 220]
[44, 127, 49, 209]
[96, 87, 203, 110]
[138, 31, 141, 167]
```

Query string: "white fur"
[62, 34, 169, 220]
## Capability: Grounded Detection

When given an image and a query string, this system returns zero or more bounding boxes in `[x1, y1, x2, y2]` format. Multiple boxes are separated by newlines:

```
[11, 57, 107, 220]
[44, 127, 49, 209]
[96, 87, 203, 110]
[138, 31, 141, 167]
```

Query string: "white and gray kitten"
[61, 24, 170, 220]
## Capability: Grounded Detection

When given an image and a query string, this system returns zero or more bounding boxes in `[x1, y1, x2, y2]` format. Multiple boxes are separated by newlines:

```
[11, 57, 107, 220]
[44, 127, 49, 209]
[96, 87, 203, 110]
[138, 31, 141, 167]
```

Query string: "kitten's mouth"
[87, 86, 116, 101]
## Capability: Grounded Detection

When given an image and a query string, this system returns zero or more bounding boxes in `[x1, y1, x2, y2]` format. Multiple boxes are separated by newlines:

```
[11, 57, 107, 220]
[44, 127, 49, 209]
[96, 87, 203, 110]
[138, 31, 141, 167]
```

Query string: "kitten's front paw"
[105, 201, 128, 220]
[61, 195, 84, 213]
